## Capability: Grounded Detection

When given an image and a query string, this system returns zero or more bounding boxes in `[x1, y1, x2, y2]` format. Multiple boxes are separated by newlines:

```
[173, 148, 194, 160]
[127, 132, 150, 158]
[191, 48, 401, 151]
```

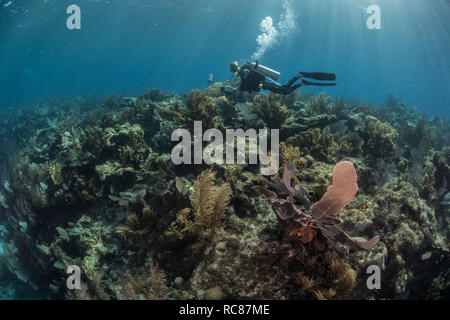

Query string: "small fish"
[40, 182, 48, 191]
[4, 180, 13, 193]
[53, 261, 65, 270]
[36, 243, 51, 255]
[56, 226, 69, 241]
[421, 252, 432, 260]
[4, 1, 12, 8]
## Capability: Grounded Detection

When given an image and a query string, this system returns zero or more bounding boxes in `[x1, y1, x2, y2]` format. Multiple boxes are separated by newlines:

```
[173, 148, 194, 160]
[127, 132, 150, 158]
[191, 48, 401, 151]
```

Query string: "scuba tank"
[248, 61, 280, 81]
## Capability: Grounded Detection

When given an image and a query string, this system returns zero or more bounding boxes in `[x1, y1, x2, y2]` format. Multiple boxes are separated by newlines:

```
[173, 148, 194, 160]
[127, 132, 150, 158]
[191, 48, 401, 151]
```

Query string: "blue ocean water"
[0, 0, 449, 117]
[0, 0, 449, 300]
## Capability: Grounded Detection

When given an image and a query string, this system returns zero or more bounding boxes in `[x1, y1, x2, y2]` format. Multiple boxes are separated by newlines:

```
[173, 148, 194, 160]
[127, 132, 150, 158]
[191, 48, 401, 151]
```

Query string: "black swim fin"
[301, 79, 336, 86]
[300, 72, 336, 81]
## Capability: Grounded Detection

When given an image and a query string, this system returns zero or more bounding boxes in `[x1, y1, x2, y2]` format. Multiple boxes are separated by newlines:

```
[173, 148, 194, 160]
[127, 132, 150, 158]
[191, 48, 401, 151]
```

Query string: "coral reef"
[0, 87, 448, 301]
[306, 92, 333, 116]
[162, 169, 231, 250]
[250, 92, 293, 128]
[161, 89, 221, 130]
[253, 161, 379, 251]
[287, 127, 340, 163]
[365, 116, 399, 158]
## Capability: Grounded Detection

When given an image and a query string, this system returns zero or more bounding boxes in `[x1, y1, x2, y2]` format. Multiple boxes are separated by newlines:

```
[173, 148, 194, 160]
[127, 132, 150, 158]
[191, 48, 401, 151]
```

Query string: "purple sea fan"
[253, 161, 379, 251]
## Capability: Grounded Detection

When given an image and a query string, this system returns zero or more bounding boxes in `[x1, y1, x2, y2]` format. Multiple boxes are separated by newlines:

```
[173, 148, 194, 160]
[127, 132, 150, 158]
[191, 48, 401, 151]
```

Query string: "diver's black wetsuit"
[238, 63, 302, 95]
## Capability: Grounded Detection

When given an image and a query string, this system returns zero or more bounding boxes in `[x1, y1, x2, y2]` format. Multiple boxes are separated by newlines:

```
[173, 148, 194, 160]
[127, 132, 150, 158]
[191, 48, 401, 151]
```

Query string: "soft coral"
[253, 161, 379, 251]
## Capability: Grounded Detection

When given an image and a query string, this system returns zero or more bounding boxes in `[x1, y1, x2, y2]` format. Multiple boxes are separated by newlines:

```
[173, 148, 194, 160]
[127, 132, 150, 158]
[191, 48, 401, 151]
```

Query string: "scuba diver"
[225, 61, 337, 95]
